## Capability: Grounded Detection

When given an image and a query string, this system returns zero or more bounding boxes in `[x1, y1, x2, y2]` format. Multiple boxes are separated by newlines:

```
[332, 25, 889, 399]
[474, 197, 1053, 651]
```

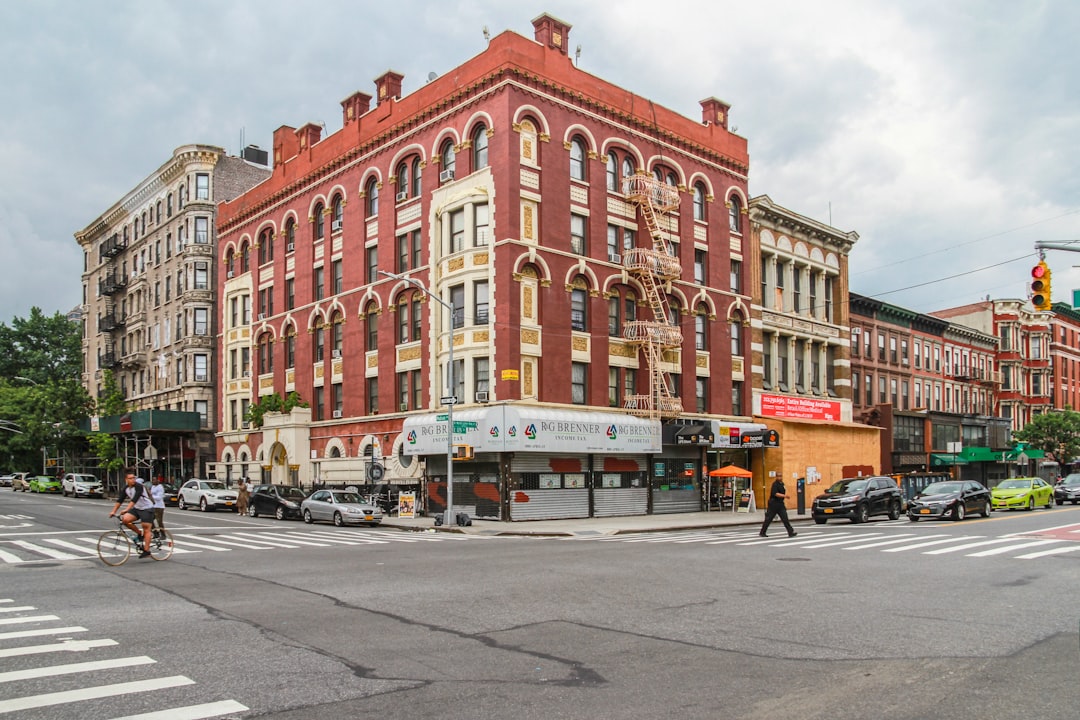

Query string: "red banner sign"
[759, 394, 841, 421]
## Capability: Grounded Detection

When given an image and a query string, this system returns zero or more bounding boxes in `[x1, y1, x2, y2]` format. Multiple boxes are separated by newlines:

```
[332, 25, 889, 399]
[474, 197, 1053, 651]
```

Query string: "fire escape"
[621, 172, 683, 419]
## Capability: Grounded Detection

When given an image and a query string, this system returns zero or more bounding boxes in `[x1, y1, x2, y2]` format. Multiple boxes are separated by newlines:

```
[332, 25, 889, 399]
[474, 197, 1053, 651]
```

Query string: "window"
[730, 259, 742, 294]
[440, 140, 456, 180]
[694, 250, 706, 285]
[313, 203, 325, 241]
[313, 386, 324, 422]
[607, 225, 619, 259]
[608, 288, 636, 337]
[194, 217, 209, 244]
[285, 328, 295, 368]
[474, 204, 489, 247]
[195, 174, 209, 200]
[366, 304, 378, 351]
[730, 319, 743, 356]
[569, 137, 586, 181]
[366, 246, 378, 284]
[397, 233, 410, 273]
[285, 218, 296, 250]
[571, 362, 587, 404]
[398, 294, 417, 343]
[194, 400, 208, 428]
[693, 182, 706, 221]
[471, 125, 488, 170]
[365, 177, 379, 217]
[450, 209, 465, 253]
[411, 157, 422, 197]
[286, 278, 295, 310]
[258, 228, 274, 265]
[890, 337, 898, 364]
[878, 333, 886, 361]
[728, 196, 742, 233]
[865, 375, 873, 406]
[695, 309, 707, 350]
[879, 376, 887, 404]
[314, 266, 324, 301]
[396, 161, 409, 200]
[450, 285, 465, 329]
[331, 195, 344, 231]
[571, 286, 587, 331]
[475, 357, 490, 397]
[824, 276, 834, 321]
[194, 354, 209, 382]
[606, 152, 619, 191]
[475, 281, 489, 325]
[313, 325, 324, 363]
[696, 378, 707, 413]
[732, 381, 743, 416]
[777, 340, 789, 391]
[763, 333, 772, 389]
[852, 372, 860, 405]
[332, 259, 343, 295]
[332, 383, 343, 416]
[258, 334, 273, 375]
[332, 315, 343, 356]
[193, 308, 208, 335]
[622, 157, 634, 183]
[570, 213, 586, 255]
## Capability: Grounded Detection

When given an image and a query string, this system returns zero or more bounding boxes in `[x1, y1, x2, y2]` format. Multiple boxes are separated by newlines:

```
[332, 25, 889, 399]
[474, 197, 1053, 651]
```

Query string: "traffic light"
[1030, 261, 1052, 311]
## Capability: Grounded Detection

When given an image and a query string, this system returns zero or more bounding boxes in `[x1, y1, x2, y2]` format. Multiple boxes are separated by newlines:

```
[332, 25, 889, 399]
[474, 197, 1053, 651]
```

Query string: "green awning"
[959, 446, 1003, 462]
[1002, 447, 1046, 460]
[930, 453, 969, 466]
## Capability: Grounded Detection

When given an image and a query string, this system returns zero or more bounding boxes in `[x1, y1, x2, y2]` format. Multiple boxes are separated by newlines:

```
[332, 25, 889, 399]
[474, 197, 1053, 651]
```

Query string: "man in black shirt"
[759, 477, 797, 538]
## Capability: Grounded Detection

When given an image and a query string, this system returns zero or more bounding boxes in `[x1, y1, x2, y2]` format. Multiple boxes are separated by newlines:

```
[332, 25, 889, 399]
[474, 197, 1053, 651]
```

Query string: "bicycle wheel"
[150, 529, 174, 561]
[97, 530, 132, 566]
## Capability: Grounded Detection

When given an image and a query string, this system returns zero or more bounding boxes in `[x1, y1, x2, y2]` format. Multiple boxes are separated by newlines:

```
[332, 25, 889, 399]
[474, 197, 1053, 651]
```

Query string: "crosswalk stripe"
[0, 638, 117, 659]
[882, 536, 984, 552]
[1015, 545, 1080, 559]
[841, 534, 936, 550]
[306, 530, 389, 544]
[0, 614, 60, 626]
[0, 605, 35, 613]
[108, 699, 250, 720]
[966, 539, 1062, 557]
[174, 536, 273, 550]
[797, 533, 889, 548]
[0, 548, 25, 563]
[9, 540, 80, 560]
[0, 626, 87, 640]
[169, 538, 230, 552]
[43, 538, 103, 556]
[0, 675, 195, 713]
[278, 532, 368, 546]
[923, 538, 1021, 555]
[228, 532, 333, 547]
[0, 655, 155, 684]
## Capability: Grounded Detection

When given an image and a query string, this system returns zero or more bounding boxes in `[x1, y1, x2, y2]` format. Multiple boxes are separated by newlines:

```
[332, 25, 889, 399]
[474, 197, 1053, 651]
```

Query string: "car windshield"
[199, 481, 226, 490]
[921, 482, 961, 495]
[996, 479, 1032, 489]
[331, 492, 363, 504]
[827, 479, 869, 494]
[281, 487, 307, 499]
[1061, 475, 1080, 486]
[72, 475, 97, 482]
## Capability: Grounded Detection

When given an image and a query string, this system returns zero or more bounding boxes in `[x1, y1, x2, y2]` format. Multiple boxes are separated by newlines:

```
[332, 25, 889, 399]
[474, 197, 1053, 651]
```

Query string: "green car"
[28, 475, 62, 493]
[990, 477, 1054, 511]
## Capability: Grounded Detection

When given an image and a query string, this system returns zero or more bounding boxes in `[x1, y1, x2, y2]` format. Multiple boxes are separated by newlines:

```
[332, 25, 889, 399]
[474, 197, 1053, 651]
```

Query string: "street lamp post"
[379, 270, 456, 526]
[13, 377, 45, 473]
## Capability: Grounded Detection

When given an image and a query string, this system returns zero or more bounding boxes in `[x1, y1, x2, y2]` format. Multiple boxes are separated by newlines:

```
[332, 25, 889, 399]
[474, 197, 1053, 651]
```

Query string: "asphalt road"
[2, 490, 1079, 720]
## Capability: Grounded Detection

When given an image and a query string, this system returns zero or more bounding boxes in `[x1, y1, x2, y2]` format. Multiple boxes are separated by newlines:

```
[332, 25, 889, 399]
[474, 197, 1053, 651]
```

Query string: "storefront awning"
[710, 421, 768, 449]
[402, 405, 661, 455]
[930, 453, 969, 466]
[959, 446, 1004, 463]
[668, 424, 715, 446]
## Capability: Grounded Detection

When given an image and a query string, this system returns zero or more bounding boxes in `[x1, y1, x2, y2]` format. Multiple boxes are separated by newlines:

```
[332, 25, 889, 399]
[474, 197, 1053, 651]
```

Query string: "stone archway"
[269, 442, 291, 485]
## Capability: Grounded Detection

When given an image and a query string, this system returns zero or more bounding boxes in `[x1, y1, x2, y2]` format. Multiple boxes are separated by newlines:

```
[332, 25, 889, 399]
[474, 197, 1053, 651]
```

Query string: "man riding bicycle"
[108, 469, 154, 559]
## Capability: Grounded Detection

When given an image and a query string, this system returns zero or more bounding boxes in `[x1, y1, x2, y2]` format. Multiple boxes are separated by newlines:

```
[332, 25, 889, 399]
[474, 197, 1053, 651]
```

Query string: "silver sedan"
[301, 489, 384, 527]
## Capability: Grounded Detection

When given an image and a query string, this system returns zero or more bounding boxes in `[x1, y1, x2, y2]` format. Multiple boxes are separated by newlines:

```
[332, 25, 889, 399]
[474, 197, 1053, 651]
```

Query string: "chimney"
[273, 125, 299, 166]
[700, 97, 731, 130]
[374, 70, 404, 106]
[341, 91, 372, 126]
[532, 13, 572, 55]
[296, 122, 322, 151]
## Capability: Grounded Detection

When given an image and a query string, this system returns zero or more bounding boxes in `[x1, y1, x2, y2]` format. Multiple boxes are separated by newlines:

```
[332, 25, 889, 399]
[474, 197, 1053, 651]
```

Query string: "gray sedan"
[301, 490, 384, 527]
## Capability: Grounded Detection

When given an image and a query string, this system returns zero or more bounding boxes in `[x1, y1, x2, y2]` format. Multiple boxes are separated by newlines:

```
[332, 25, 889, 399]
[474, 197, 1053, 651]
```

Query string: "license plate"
[919, 508, 930, 514]
[824, 508, 833, 514]
[365, 515, 373, 521]
[225, 501, 234, 505]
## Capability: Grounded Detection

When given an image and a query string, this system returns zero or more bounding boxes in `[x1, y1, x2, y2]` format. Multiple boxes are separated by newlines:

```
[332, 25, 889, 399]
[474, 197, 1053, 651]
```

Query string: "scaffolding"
[621, 172, 684, 419]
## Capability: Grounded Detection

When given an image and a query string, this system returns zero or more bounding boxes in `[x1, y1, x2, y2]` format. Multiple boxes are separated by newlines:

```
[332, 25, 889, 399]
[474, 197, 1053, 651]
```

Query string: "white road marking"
[0, 614, 59, 626]
[0, 638, 117, 658]
[882, 536, 984, 552]
[8, 540, 80, 560]
[966, 539, 1063, 557]
[0, 605, 35, 613]
[1015, 545, 1080, 559]
[0, 655, 155, 683]
[0, 675, 195, 713]
[227, 532, 332, 548]
[842, 534, 937, 550]
[0, 626, 87, 641]
[108, 699, 250, 720]
[923, 538, 1024, 555]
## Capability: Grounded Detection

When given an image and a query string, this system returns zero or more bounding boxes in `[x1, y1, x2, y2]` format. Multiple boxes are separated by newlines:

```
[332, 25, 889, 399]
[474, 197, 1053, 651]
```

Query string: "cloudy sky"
[1, 0, 1077, 323]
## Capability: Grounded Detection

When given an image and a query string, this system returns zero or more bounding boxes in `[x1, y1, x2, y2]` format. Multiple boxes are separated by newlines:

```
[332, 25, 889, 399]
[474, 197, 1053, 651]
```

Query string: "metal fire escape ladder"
[621, 172, 683, 419]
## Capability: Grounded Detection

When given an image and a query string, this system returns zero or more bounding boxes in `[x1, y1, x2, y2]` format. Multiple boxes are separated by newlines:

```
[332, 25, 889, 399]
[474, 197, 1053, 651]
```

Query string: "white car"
[62, 473, 104, 498]
[178, 479, 238, 512]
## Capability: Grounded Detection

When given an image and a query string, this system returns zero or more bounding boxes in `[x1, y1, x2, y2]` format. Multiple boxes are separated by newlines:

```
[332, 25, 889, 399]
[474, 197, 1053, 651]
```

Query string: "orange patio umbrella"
[709, 464, 753, 478]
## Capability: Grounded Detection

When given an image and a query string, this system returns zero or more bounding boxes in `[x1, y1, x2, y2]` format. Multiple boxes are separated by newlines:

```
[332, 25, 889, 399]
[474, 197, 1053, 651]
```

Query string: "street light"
[378, 270, 457, 526]
[13, 376, 39, 386]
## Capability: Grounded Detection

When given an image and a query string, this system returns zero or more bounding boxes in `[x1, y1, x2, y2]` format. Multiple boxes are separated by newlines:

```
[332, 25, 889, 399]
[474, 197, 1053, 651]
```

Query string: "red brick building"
[214, 14, 764, 520]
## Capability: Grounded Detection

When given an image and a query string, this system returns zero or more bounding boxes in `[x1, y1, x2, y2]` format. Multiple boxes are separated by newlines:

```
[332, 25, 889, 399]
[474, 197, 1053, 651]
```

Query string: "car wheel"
[1045, 495, 1053, 509]
[303, 509, 313, 524]
[888, 500, 901, 521]
[952, 503, 966, 521]
[852, 504, 869, 524]
[178, 496, 187, 511]
[275, 506, 286, 521]
[333, 512, 344, 527]
[908, 515, 919, 522]
[1057, 498, 1064, 505]
[249, 505, 258, 518]
[814, 518, 826, 525]
[1027, 497, 1035, 511]
[200, 498, 209, 512]
[981, 500, 991, 518]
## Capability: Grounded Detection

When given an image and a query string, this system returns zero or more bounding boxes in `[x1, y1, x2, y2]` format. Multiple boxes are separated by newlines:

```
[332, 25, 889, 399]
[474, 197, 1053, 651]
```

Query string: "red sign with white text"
[759, 394, 842, 421]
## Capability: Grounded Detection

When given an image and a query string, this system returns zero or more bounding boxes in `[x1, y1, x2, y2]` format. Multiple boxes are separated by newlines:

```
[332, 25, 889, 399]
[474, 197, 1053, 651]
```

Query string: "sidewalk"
[381, 509, 816, 537]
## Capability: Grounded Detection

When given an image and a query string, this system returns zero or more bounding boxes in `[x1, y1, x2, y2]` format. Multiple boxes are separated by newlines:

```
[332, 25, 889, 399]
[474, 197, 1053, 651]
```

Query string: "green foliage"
[87, 432, 125, 473]
[95, 370, 127, 417]
[1012, 410, 1080, 465]
[244, 391, 309, 428]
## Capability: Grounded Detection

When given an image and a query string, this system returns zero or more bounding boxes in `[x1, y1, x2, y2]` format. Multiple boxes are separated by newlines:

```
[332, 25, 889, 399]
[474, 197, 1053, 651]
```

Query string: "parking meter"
[796, 477, 806, 515]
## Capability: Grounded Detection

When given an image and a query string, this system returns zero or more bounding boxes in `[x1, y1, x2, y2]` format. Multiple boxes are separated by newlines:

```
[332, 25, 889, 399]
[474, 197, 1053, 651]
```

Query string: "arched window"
[240, 241, 250, 273]
[396, 161, 409, 201]
[730, 317, 743, 356]
[285, 218, 296, 251]
[472, 125, 488, 170]
[258, 332, 274, 375]
[364, 178, 379, 217]
[667, 296, 681, 327]
[570, 279, 588, 332]
[365, 303, 379, 351]
[225, 249, 235, 276]
[606, 152, 619, 191]
[332, 312, 344, 355]
[441, 140, 456, 181]
[729, 196, 742, 233]
[608, 287, 637, 337]
[695, 305, 708, 350]
[258, 228, 274, 265]
[331, 195, 344, 232]
[569, 137, 586, 181]
[285, 326, 296, 368]
[313, 202, 325, 241]
[621, 157, 634, 182]
[693, 182, 706, 221]
[411, 157, 422, 197]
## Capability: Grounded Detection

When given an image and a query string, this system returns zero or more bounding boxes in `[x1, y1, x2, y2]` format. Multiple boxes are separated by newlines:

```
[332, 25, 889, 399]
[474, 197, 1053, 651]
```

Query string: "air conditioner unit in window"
[331, 348, 341, 358]
[241, 421, 250, 429]
[608, 253, 622, 264]
[258, 313, 266, 320]
[226, 270, 234, 278]
[395, 191, 408, 202]
[475, 391, 489, 403]
[400, 403, 409, 412]
[242, 370, 251, 377]
[439, 169, 455, 182]
[332, 409, 343, 419]
[331, 220, 342, 233]
[286, 242, 295, 252]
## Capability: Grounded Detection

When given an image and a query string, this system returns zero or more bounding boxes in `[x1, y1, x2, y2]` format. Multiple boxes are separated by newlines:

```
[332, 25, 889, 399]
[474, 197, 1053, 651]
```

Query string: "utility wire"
[860, 253, 1033, 300]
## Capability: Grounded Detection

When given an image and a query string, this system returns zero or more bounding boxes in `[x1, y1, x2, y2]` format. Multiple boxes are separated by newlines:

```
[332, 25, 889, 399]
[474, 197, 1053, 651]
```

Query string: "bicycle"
[97, 518, 174, 566]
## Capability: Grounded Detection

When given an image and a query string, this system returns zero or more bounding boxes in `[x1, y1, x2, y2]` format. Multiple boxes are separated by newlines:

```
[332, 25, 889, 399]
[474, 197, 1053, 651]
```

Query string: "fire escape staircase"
[620, 172, 683, 419]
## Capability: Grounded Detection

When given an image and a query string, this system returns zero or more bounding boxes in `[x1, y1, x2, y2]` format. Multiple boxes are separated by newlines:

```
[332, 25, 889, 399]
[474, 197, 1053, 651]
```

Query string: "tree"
[95, 369, 127, 417]
[1012, 410, 1080, 465]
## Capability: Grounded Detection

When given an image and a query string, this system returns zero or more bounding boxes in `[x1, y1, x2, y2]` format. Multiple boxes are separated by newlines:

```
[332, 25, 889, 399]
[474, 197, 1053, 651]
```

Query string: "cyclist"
[108, 470, 154, 559]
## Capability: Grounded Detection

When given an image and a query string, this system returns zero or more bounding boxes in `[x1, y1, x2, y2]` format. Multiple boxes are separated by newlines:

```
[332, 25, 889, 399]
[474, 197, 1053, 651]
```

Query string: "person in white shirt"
[150, 476, 167, 537]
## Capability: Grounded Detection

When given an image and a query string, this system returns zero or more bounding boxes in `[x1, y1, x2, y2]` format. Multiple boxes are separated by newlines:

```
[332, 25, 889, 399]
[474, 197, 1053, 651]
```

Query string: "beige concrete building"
[75, 144, 269, 478]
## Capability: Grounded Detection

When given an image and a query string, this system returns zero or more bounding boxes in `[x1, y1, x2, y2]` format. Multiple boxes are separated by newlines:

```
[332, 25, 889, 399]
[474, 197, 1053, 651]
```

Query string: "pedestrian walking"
[150, 476, 166, 537]
[759, 477, 797, 538]
[237, 477, 250, 516]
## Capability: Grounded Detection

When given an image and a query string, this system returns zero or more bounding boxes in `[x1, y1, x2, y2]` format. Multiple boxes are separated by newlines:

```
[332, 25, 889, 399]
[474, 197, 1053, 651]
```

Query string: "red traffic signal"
[1030, 261, 1052, 311]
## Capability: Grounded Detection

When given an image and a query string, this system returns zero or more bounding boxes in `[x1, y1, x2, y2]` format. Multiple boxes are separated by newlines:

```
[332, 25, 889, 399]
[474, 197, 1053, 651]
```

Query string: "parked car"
[11, 473, 30, 492]
[1054, 474, 1080, 505]
[248, 484, 310, 520]
[907, 480, 991, 521]
[812, 476, 903, 524]
[302, 489, 383, 526]
[178, 479, 238, 512]
[0, 474, 13, 488]
[991, 477, 1054, 511]
[62, 473, 104, 498]
[29, 475, 62, 493]
[161, 482, 180, 507]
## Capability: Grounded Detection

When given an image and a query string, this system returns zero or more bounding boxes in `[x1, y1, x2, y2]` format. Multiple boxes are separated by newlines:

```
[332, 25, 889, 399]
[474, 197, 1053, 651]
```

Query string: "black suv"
[248, 484, 310, 520]
[812, 476, 903, 524]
